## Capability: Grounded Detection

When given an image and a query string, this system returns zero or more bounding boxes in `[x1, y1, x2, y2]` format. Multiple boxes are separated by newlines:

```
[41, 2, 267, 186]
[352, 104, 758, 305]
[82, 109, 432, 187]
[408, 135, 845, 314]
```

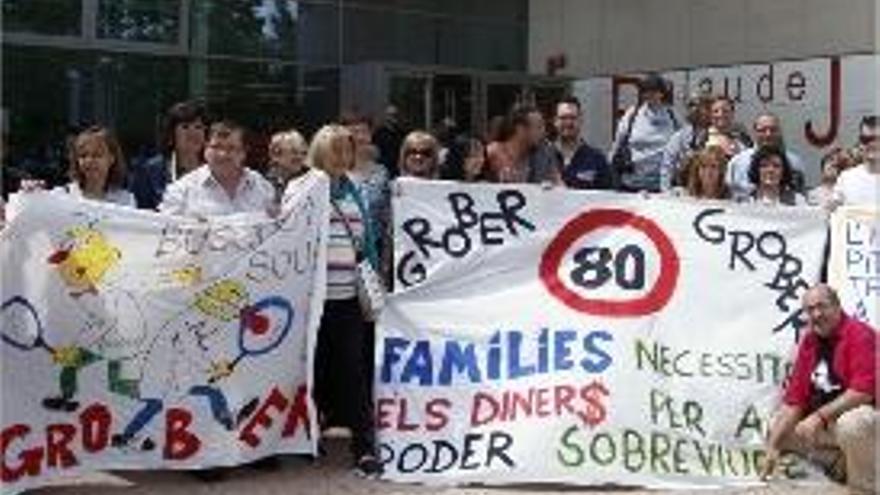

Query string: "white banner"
[829, 207, 880, 328]
[0, 173, 328, 493]
[378, 179, 828, 488]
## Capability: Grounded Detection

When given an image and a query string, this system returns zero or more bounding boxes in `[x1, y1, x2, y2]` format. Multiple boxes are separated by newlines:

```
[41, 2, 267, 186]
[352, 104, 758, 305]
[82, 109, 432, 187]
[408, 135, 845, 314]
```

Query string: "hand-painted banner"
[829, 207, 879, 328]
[379, 179, 828, 488]
[0, 173, 327, 494]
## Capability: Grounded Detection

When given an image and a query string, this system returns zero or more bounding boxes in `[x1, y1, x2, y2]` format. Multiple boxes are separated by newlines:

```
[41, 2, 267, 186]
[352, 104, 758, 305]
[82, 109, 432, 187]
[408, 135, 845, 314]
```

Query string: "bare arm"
[767, 404, 803, 451]
[815, 389, 873, 423]
[761, 403, 803, 480]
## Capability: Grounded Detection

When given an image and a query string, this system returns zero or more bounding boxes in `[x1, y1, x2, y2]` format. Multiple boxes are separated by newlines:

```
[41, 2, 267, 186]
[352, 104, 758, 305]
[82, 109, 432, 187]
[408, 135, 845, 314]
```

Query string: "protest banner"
[378, 179, 828, 488]
[829, 207, 880, 328]
[0, 173, 327, 493]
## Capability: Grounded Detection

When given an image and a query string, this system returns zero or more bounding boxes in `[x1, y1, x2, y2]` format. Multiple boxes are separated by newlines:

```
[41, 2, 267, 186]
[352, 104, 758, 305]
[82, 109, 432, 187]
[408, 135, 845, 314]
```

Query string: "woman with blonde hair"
[397, 130, 440, 179]
[685, 147, 730, 200]
[308, 124, 381, 477]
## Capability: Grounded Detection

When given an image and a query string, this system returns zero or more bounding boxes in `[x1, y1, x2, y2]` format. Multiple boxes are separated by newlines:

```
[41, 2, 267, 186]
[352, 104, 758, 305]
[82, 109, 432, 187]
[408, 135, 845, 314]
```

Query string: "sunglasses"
[406, 147, 433, 158]
[859, 134, 879, 145]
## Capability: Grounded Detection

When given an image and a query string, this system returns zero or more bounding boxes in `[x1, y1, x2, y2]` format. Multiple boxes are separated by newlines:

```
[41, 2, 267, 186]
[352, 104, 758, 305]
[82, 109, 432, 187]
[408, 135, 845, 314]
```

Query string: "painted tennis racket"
[209, 295, 294, 383]
[1, 296, 56, 354]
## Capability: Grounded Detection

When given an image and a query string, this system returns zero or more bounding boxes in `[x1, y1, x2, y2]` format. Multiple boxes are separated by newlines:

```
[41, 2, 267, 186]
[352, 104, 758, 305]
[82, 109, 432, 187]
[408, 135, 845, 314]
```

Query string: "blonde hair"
[398, 130, 440, 178]
[269, 129, 307, 159]
[307, 124, 354, 174]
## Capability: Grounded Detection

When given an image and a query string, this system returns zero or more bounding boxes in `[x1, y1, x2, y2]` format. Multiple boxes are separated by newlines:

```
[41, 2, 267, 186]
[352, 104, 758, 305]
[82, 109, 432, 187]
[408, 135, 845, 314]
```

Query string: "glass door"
[389, 74, 430, 131]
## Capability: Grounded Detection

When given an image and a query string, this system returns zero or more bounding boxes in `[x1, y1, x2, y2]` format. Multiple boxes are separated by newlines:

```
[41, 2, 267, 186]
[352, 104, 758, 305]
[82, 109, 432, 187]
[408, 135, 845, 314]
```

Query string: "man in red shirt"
[761, 284, 877, 494]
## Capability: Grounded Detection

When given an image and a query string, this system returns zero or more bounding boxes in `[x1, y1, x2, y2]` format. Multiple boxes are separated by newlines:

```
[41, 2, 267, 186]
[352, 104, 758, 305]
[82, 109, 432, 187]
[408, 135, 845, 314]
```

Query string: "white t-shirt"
[833, 164, 880, 207]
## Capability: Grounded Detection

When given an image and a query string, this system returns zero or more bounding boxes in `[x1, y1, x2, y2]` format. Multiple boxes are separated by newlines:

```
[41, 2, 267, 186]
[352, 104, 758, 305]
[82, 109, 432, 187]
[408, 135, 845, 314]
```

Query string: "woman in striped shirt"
[308, 124, 382, 477]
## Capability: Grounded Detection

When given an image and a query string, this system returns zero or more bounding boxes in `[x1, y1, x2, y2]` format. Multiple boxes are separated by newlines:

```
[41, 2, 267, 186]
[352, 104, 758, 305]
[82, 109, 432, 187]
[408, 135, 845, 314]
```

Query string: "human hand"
[19, 179, 46, 192]
[759, 447, 781, 480]
[208, 359, 233, 382]
[52, 345, 81, 367]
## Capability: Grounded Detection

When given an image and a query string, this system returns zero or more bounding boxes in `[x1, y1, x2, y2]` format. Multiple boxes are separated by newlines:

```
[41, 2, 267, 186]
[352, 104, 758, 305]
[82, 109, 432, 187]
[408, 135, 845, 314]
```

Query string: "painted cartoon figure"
[0, 291, 144, 412]
[112, 278, 294, 450]
[48, 225, 122, 298]
[1, 222, 146, 412]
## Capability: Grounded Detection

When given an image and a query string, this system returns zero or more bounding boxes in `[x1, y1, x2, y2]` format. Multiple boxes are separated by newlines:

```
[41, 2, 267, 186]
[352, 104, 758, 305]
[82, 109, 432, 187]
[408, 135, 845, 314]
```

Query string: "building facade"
[4, 0, 568, 180]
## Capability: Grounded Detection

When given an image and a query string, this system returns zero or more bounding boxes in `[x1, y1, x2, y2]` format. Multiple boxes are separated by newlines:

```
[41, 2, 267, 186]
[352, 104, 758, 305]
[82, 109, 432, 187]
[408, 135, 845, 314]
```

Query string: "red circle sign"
[539, 208, 679, 317]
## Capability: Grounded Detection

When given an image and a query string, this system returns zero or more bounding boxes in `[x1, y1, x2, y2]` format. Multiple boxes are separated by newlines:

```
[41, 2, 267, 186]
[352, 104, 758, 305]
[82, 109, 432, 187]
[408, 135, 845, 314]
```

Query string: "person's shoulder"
[842, 313, 878, 336]
[167, 164, 208, 189]
[579, 142, 607, 161]
[839, 164, 868, 180]
[107, 188, 136, 207]
[730, 147, 754, 163]
[245, 167, 275, 191]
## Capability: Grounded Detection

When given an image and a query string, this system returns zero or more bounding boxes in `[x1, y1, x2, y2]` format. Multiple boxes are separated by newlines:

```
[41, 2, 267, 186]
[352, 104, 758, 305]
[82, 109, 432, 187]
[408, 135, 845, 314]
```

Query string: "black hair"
[442, 134, 489, 181]
[556, 95, 582, 113]
[748, 145, 794, 190]
[159, 100, 206, 155]
[638, 73, 668, 95]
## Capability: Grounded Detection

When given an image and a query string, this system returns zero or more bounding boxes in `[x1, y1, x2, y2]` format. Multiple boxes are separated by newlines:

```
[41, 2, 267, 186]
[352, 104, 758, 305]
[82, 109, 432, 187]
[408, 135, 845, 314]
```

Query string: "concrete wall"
[529, 0, 879, 77]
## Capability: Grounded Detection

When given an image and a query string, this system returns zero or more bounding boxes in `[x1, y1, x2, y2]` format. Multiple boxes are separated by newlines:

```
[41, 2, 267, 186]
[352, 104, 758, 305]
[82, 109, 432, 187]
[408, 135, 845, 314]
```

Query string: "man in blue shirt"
[552, 96, 612, 190]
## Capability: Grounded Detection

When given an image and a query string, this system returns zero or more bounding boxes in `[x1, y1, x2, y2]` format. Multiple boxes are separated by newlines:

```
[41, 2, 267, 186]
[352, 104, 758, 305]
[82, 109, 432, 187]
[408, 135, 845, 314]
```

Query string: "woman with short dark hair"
[748, 146, 805, 206]
[130, 100, 206, 209]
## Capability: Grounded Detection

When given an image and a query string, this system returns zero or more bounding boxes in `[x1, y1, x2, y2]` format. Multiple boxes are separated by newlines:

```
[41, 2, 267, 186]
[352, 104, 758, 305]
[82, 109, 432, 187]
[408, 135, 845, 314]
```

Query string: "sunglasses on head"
[406, 147, 433, 158]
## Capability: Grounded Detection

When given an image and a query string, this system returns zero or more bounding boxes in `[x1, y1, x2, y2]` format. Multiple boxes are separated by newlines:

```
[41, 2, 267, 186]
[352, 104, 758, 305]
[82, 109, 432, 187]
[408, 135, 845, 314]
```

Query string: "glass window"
[203, 60, 338, 165]
[97, 0, 181, 44]
[343, 7, 438, 65]
[192, 1, 338, 64]
[437, 20, 525, 71]
[2, 0, 82, 36]
[3, 46, 189, 185]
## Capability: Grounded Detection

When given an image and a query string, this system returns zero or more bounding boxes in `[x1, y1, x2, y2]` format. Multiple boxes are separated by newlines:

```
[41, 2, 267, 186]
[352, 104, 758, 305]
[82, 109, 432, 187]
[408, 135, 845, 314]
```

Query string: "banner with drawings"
[0, 172, 328, 493]
[829, 207, 880, 328]
[377, 179, 828, 488]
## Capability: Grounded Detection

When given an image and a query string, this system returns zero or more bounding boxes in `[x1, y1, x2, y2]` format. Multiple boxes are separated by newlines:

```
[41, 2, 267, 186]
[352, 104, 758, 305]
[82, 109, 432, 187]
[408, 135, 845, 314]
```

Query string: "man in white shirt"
[157, 119, 276, 479]
[834, 116, 880, 207]
[160, 120, 275, 217]
[725, 113, 805, 201]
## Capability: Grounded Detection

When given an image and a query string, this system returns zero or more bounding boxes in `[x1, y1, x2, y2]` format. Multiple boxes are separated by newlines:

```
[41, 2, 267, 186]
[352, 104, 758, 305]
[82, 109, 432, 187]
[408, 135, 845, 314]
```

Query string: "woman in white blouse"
[54, 125, 135, 206]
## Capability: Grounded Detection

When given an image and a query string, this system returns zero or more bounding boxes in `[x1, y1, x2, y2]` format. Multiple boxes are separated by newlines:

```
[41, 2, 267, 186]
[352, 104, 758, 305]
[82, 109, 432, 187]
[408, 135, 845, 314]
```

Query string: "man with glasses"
[725, 113, 805, 201]
[552, 96, 611, 189]
[833, 115, 880, 207]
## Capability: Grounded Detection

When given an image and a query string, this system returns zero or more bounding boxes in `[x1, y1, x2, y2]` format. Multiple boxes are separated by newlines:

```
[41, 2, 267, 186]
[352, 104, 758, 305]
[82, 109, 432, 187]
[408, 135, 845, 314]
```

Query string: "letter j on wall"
[540, 209, 680, 317]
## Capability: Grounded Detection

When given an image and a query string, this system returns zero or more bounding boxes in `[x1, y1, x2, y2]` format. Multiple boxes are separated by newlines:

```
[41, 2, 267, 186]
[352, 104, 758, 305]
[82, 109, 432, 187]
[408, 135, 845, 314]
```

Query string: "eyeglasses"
[406, 147, 433, 158]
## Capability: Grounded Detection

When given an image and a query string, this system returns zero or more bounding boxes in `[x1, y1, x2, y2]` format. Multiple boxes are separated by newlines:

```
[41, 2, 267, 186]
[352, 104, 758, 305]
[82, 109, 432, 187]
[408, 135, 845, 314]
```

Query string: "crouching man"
[761, 284, 877, 494]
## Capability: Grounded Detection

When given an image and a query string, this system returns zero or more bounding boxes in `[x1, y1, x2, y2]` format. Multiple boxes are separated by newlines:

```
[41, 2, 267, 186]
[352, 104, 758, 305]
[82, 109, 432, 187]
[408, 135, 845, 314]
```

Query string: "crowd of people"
[0, 72, 877, 491]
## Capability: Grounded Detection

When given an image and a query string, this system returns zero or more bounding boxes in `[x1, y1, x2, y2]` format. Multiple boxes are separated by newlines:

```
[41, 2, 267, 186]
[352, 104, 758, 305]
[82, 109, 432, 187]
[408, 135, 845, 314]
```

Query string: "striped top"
[327, 183, 367, 301]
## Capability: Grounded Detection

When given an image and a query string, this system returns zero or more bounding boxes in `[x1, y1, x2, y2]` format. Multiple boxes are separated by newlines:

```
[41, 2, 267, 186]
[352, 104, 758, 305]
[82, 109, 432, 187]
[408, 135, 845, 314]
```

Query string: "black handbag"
[611, 105, 640, 176]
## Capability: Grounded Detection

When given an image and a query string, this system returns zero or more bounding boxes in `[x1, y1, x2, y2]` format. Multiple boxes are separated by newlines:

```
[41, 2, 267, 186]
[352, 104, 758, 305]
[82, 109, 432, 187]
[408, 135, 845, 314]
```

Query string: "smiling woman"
[53, 126, 136, 206]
